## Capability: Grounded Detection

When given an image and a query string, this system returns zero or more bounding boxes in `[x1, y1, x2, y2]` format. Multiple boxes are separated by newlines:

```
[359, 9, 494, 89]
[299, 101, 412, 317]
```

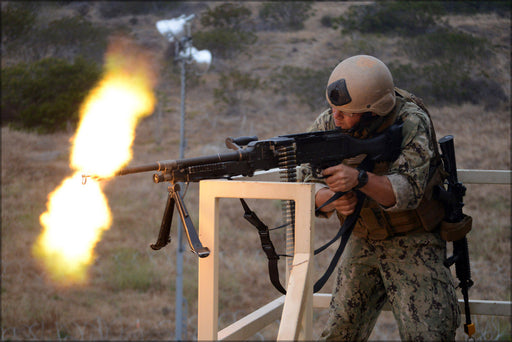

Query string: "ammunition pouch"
[352, 198, 444, 240]
[440, 215, 472, 241]
[352, 165, 446, 240]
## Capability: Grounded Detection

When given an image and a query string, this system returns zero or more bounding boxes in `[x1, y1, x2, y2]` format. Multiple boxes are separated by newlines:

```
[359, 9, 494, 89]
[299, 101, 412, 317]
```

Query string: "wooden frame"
[197, 180, 315, 341]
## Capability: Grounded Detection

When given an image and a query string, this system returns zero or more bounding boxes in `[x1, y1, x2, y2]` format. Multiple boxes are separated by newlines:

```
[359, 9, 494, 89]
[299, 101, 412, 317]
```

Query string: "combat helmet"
[326, 55, 396, 116]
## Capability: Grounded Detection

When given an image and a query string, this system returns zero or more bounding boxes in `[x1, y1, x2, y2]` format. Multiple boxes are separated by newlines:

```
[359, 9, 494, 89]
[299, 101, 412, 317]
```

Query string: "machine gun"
[85, 122, 402, 259]
[435, 135, 475, 339]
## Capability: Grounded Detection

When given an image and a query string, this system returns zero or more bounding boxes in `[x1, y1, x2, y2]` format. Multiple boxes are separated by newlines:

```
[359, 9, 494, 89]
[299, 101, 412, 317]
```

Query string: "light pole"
[156, 15, 212, 341]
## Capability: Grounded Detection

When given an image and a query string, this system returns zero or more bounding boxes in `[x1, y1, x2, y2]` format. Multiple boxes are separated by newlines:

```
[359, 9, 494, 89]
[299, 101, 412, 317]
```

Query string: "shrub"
[37, 16, 109, 61]
[320, 15, 335, 28]
[405, 29, 490, 64]
[258, 2, 315, 31]
[270, 66, 331, 110]
[200, 2, 252, 30]
[193, 29, 256, 60]
[338, 1, 445, 36]
[1, 3, 37, 42]
[194, 3, 256, 60]
[3, 11, 110, 65]
[98, 1, 180, 18]
[389, 62, 507, 109]
[1, 57, 102, 133]
[440, 1, 511, 17]
[392, 27, 506, 109]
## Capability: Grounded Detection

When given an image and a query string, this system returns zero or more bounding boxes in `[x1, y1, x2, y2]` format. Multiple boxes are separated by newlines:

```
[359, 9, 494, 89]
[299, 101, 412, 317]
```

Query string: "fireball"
[34, 37, 157, 285]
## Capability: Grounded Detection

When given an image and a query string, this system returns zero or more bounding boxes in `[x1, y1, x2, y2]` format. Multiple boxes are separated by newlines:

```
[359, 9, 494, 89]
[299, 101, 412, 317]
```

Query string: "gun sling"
[240, 157, 374, 294]
[240, 192, 365, 295]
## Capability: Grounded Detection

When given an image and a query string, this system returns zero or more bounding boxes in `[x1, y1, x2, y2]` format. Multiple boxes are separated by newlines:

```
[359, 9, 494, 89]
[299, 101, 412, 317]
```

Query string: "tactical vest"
[346, 88, 446, 240]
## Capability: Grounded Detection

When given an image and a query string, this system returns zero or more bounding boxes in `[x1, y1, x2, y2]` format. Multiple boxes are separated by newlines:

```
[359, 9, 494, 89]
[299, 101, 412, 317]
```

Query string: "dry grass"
[2, 2, 511, 341]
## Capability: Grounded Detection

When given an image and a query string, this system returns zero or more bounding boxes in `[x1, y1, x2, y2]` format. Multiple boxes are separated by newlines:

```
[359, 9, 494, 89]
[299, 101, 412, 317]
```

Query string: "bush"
[200, 2, 252, 30]
[3, 11, 110, 65]
[392, 26, 506, 109]
[389, 62, 508, 109]
[440, 1, 511, 17]
[37, 16, 110, 61]
[193, 29, 256, 60]
[194, 3, 256, 60]
[405, 29, 490, 64]
[320, 15, 335, 28]
[258, 2, 315, 31]
[1, 3, 37, 42]
[270, 66, 331, 110]
[338, 1, 445, 36]
[1, 57, 102, 133]
[98, 1, 181, 18]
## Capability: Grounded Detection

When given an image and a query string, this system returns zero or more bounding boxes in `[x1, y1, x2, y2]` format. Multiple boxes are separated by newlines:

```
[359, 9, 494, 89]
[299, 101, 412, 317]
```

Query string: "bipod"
[151, 183, 210, 258]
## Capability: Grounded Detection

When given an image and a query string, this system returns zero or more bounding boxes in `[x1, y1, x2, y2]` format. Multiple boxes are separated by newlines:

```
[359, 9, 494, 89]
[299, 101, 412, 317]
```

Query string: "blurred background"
[1, 1, 510, 340]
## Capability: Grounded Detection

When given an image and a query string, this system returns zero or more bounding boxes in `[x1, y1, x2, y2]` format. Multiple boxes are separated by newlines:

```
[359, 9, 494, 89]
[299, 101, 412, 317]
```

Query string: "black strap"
[240, 191, 366, 294]
[315, 190, 349, 214]
[241, 157, 374, 294]
[240, 198, 287, 294]
[312, 163, 368, 255]
[313, 190, 365, 292]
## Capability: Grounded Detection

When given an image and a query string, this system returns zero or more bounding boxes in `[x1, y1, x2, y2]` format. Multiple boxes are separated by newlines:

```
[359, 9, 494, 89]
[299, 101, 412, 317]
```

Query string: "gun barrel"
[115, 150, 246, 177]
[116, 163, 160, 176]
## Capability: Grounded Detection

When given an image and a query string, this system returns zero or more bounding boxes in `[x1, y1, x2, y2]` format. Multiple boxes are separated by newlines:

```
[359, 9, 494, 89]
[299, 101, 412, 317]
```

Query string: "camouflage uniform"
[301, 93, 461, 341]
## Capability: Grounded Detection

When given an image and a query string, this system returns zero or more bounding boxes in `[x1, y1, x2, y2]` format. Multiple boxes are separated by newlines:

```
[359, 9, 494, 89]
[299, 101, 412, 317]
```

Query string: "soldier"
[300, 55, 461, 341]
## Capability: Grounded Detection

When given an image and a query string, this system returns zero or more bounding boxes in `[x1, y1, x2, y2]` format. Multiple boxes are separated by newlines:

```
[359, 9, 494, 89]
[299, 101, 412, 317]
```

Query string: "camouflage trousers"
[320, 230, 461, 341]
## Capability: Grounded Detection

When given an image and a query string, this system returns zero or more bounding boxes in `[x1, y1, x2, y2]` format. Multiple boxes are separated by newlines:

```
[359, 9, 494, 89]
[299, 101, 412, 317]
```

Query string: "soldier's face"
[331, 107, 363, 130]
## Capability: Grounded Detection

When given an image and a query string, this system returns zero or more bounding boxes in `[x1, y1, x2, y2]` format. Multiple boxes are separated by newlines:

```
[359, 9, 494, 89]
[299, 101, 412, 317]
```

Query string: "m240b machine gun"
[86, 122, 402, 259]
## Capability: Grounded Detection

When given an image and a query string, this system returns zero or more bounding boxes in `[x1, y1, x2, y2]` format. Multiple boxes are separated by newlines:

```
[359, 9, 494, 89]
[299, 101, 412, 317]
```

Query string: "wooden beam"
[219, 296, 285, 341]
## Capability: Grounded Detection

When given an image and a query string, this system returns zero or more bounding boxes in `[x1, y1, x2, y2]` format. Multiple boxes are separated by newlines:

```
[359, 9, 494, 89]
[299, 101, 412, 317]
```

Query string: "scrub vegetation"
[1, 1, 510, 340]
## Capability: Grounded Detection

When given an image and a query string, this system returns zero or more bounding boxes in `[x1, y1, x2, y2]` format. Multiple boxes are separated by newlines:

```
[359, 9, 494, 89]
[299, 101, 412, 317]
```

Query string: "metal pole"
[175, 56, 187, 341]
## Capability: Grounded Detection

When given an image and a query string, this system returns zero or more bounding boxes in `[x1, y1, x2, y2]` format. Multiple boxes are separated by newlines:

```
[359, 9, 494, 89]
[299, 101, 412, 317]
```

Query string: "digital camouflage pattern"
[301, 91, 461, 340]
[320, 230, 461, 341]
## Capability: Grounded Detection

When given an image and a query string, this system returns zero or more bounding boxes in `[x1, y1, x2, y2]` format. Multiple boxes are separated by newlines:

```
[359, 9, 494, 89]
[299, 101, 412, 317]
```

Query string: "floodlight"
[191, 49, 212, 74]
[179, 46, 212, 74]
[156, 14, 195, 43]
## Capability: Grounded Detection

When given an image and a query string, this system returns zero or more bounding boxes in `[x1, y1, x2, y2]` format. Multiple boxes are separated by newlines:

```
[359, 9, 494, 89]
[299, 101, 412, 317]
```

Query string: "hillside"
[1, 2, 511, 340]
